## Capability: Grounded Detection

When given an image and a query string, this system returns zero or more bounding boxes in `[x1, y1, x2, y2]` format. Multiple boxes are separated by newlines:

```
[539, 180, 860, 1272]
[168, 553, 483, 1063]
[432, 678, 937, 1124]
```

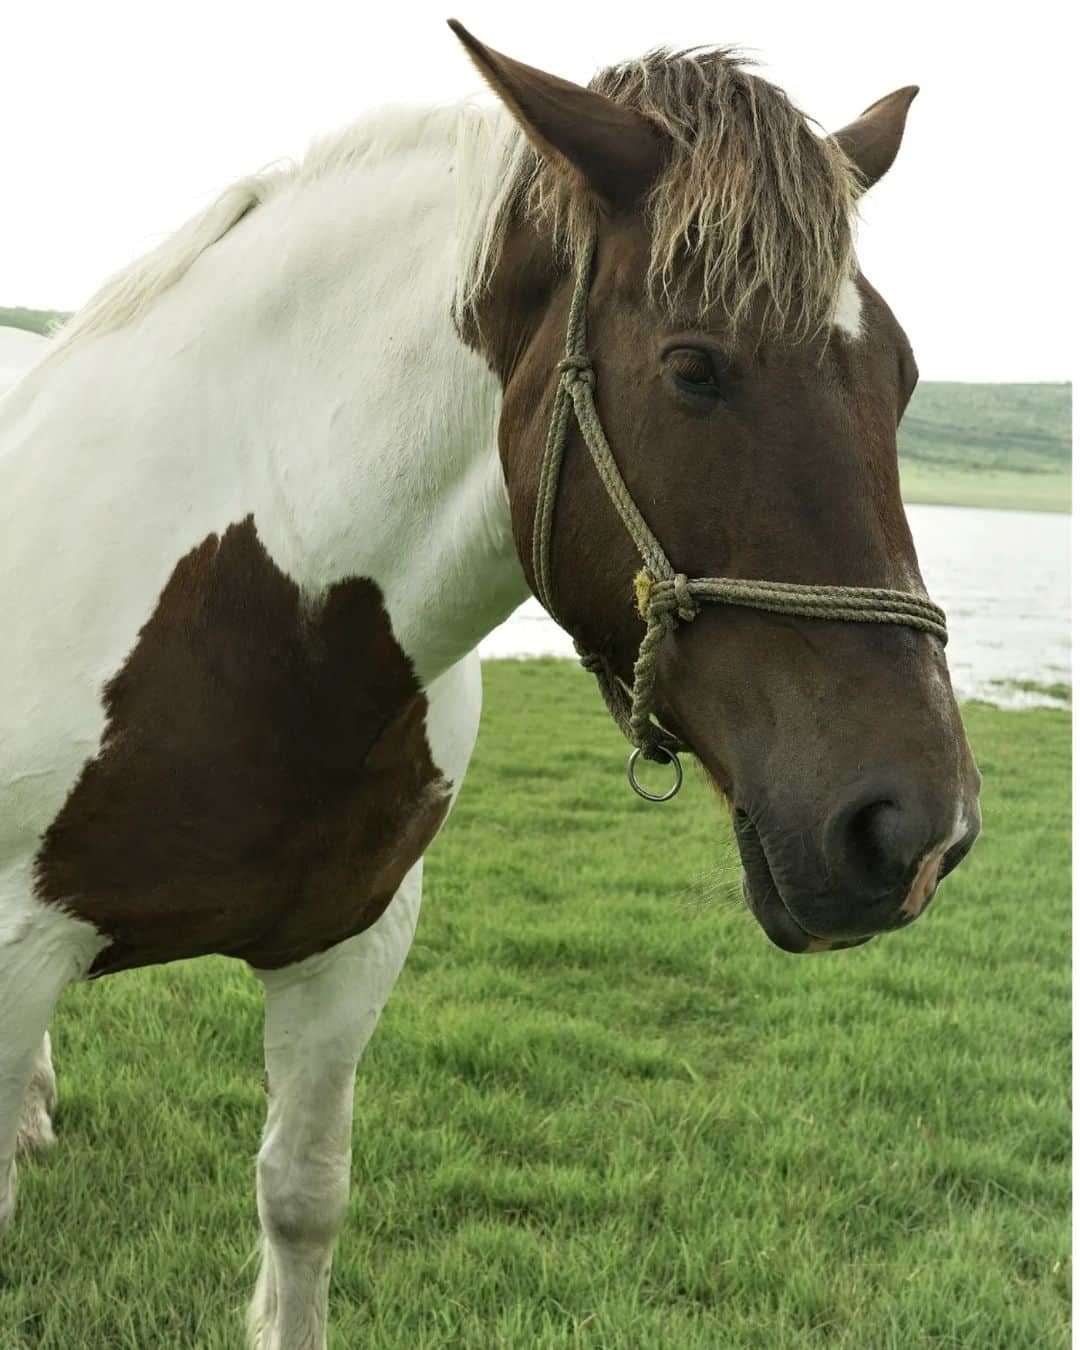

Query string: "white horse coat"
[0, 102, 528, 1348]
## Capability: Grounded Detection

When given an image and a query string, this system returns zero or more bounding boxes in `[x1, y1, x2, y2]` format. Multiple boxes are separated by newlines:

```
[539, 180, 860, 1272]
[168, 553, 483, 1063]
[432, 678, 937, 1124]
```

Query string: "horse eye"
[666, 347, 715, 387]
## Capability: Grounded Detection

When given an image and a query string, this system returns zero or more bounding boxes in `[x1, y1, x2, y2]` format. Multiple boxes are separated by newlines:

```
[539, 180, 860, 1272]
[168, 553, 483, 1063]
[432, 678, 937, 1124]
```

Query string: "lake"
[479, 504, 1071, 707]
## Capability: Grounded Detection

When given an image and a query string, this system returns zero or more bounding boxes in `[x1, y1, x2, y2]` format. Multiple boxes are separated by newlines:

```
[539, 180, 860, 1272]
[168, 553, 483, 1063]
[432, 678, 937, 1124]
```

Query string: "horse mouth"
[733, 809, 873, 954]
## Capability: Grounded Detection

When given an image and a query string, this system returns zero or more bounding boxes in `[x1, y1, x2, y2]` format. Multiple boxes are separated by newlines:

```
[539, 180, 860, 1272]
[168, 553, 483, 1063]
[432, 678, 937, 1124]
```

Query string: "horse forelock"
[472, 47, 862, 340]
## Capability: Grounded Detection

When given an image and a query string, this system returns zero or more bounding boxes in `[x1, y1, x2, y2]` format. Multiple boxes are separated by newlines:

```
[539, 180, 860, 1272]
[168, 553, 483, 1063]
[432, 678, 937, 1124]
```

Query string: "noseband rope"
[532, 235, 948, 800]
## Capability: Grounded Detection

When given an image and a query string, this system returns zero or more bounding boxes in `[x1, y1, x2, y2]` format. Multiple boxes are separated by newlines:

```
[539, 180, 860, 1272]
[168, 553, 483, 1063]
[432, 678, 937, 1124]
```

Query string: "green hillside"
[898, 381, 1072, 512]
[0, 308, 1070, 509]
[0, 305, 68, 336]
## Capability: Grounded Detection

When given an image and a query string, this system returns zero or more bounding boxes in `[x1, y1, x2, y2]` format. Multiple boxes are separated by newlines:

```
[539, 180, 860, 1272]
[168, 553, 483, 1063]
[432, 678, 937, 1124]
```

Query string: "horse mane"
[48, 178, 268, 356]
[467, 47, 861, 340]
[48, 102, 520, 359]
[49, 48, 858, 358]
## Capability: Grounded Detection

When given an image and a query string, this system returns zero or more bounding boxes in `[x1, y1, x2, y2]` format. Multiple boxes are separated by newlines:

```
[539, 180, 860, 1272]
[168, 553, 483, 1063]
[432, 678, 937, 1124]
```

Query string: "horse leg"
[246, 861, 423, 1350]
[246, 654, 480, 1347]
[0, 877, 102, 1234]
[16, 1031, 58, 1156]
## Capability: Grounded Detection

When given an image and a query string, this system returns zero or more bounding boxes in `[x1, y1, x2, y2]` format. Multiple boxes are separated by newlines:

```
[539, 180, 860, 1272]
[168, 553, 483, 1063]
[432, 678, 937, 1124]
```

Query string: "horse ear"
[831, 86, 919, 191]
[448, 20, 666, 210]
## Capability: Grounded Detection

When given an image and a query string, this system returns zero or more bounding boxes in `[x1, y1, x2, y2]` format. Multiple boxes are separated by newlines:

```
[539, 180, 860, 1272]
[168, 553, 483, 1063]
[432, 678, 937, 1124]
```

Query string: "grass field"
[0, 660, 1069, 1348]
[898, 462, 1071, 514]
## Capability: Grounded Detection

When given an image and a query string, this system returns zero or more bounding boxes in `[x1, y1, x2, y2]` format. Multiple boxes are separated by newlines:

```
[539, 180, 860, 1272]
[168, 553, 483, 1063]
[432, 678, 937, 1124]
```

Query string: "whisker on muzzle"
[675, 858, 747, 917]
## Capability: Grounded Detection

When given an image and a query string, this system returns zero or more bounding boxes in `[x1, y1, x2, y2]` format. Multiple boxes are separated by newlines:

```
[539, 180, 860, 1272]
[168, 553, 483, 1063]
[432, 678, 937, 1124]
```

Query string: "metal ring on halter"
[627, 745, 684, 802]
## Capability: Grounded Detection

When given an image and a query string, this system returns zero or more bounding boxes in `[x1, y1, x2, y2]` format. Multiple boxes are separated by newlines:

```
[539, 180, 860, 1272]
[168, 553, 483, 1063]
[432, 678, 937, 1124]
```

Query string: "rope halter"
[531, 234, 948, 801]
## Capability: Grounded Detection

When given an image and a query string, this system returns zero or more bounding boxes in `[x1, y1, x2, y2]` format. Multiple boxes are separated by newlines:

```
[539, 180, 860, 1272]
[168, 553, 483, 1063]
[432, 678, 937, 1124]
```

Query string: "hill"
[898, 381, 1071, 511]
[0, 305, 68, 337]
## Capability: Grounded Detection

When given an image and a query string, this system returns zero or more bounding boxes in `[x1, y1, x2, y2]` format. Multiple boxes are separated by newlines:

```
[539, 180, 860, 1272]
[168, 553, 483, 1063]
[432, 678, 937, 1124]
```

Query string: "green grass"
[0, 660, 1069, 1347]
[898, 462, 1071, 513]
[987, 679, 1072, 706]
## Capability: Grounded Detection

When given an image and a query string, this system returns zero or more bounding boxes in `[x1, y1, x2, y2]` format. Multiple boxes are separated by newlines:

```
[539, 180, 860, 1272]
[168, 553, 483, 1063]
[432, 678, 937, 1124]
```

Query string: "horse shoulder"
[18, 513, 476, 975]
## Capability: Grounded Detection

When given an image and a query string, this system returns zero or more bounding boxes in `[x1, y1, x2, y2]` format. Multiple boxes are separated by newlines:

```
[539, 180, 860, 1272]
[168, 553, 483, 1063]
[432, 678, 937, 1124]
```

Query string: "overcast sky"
[2, 1, 1070, 382]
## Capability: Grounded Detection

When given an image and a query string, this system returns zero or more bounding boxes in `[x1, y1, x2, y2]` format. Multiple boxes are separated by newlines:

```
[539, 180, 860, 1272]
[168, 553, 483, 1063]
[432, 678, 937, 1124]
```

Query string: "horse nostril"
[847, 799, 899, 881]
[832, 793, 925, 893]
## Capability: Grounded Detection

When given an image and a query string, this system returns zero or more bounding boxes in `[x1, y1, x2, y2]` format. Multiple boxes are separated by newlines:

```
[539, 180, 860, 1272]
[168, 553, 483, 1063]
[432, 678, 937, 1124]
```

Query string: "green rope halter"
[531, 234, 948, 795]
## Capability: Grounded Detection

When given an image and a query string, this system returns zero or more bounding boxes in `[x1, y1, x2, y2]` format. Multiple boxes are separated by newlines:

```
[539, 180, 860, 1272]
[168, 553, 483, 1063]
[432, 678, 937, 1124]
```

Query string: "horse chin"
[733, 809, 874, 955]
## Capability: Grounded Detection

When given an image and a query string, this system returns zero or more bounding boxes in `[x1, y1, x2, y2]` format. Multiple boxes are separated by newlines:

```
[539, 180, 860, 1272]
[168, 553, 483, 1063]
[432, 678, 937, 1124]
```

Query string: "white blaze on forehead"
[833, 283, 863, 338]
[831, 275, 864, 340]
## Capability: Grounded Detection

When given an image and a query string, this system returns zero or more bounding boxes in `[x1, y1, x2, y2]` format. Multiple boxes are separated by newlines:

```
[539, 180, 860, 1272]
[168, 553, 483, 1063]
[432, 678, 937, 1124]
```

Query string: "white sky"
[2, 0, 1071, 382]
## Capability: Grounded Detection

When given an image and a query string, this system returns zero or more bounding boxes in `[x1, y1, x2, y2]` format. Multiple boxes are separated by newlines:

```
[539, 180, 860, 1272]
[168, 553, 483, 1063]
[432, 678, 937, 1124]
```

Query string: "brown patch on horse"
[35, 518, 450, 975]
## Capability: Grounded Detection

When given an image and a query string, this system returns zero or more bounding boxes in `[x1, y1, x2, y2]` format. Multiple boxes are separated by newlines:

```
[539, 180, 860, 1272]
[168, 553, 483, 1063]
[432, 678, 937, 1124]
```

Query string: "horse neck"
[20, 112, 530, 687]
[231, 137, 528, 682]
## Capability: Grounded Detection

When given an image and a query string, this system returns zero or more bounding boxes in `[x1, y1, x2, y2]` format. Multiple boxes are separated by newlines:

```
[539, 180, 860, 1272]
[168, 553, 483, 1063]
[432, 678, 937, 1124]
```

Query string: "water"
[479, 504, 1071, 707]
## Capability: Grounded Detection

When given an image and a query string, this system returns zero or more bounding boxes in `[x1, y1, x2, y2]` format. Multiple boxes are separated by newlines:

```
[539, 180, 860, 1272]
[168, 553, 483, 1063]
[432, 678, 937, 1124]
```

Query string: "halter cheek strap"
[532, 233, 948, 799]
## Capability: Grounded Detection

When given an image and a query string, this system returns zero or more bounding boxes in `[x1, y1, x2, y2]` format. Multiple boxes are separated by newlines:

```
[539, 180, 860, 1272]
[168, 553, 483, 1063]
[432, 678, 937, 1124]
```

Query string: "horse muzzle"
[733, 787, 981, 953]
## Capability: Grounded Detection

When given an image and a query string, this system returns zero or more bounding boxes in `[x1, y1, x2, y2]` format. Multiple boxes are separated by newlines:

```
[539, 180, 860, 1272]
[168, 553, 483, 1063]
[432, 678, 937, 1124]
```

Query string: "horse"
[0, 23, 981, 1348]
[0, 327, 46, 395]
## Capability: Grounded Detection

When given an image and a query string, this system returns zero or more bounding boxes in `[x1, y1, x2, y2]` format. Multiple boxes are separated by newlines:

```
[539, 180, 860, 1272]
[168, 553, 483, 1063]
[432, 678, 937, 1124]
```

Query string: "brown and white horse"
[0, 25, 980, 1347]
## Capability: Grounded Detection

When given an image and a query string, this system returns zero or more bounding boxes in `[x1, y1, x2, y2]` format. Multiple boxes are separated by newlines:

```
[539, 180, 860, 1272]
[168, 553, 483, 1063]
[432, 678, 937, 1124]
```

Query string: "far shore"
[900, 466, 1071, 514]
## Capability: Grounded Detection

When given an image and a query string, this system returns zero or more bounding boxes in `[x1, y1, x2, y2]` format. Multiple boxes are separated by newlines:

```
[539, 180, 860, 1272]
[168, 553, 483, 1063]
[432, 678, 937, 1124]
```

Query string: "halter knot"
[672, 573, 698, 623]
[574, 645, 607, 677]
[557, 355, 595, 389]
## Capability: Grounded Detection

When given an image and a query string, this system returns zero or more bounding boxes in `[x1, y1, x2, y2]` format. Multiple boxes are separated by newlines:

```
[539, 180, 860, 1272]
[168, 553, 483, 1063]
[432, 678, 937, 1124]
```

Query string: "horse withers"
[0, 24, 980, 1347]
